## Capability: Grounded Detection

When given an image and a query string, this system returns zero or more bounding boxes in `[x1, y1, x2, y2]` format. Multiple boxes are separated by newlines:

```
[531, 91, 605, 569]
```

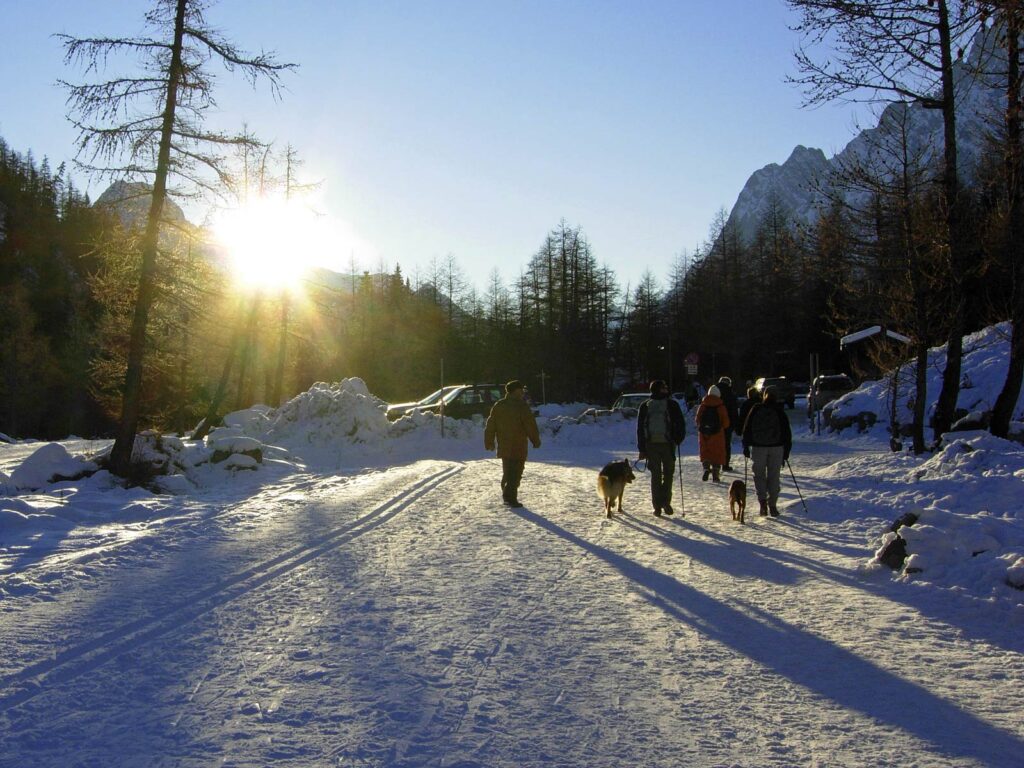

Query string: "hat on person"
[718, 376, 732, 387]
[708, 385, 722, 398]
[649, 379, 668, 393]
[505, 379, 525, 394]
[763, 385, 778, 402]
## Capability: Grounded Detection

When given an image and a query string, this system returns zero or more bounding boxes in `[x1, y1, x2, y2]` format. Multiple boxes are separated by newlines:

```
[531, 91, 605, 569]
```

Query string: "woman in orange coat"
[695, 384, 731, 483]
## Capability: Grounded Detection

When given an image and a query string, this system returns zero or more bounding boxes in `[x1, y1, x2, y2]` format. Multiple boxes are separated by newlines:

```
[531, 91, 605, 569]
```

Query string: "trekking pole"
[786, 460, 809, 514]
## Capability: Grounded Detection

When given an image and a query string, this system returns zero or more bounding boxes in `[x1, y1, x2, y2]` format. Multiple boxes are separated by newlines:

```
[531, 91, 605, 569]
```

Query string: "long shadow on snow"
[0, 468, 458, 765]
[721, 505, 1024, 654]
[663, 510, 1024, 654]
[510, 504, 1024, 766]
[615, 512, 804, 586]
[657, 459, 1024, 653]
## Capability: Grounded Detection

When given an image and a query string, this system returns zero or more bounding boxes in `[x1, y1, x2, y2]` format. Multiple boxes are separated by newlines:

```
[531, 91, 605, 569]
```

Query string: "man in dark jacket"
[637, 379, 687, 517]
[737, 386, 760, 435]
[717, 376, 740, 471]
[484, 380, 541, 508]
[741, 386, 793, 517]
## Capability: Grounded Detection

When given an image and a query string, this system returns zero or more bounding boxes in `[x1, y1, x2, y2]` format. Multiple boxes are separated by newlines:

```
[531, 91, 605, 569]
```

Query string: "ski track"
[1, 444, 1023, 767]
[0, 464, 461, 711]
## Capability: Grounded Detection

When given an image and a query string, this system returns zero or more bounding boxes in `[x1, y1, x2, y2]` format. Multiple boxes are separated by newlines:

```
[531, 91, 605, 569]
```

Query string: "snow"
[840, 324, 912, 348]
[2, 343, 1024, 765]
[9, 442, 98, 491]
[827, 322, 1024, 438]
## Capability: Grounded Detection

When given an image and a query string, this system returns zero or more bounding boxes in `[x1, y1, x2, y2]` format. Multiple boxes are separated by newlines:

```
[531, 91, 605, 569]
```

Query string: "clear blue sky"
[1, 0, 868, 292]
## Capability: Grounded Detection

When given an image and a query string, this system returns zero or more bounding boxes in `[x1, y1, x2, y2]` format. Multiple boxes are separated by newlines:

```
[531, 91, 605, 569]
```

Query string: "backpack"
[698, 404, 721, 436]
[749, 405, 782, 445]
[645, 398, 670, 443]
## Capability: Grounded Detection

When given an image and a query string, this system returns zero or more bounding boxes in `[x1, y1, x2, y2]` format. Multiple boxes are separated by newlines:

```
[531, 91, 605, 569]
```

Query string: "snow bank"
[544, 408, 637, 448]
[9, 443, 98, 490]
[263, 379, 392, 449]
[827, 322, 1024, 439]
[865, 431, 1024, 604]
[536, 401, 596, 419]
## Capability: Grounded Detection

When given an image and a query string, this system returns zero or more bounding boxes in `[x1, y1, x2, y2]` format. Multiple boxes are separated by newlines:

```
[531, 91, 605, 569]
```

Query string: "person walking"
[637, 379, 686, 517]
[741, 386, 793, 517]
[737, 386, 761, 435]
[484, 379, 541, 508]
[695, 384, 730, 483]
[716, 376, 740, 471]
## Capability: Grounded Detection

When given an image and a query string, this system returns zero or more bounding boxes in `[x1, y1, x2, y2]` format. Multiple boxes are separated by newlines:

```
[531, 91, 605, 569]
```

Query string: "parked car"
[387, 385, 462, 421]
[808, 373, 855, 413]
[409, 383, 505, 421]
[611, 392, 650, 416]
[753, 376, 796, 409]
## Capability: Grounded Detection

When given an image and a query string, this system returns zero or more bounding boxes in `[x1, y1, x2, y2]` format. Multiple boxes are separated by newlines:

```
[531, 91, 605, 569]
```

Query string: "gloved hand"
[743, 446, 751, 458]
[638, 452, 647, 461]
[783, 450, 790, 462]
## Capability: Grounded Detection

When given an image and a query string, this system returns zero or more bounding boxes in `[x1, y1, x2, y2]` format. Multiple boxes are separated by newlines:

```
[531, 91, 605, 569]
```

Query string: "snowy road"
[1, 433, 1023, 767]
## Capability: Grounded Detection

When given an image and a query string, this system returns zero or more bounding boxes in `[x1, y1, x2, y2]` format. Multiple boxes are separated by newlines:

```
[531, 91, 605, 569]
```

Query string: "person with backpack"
[637, 379, 686, 517]
[737, 386, 760, 434]
[695, 384, 730, 483]
[741, 385, 793, 517]
[716, 376, 740, 471]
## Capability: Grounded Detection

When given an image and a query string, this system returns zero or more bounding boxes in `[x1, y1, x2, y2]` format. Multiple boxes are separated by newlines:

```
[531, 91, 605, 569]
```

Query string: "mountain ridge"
[726, 24, 1005, 244]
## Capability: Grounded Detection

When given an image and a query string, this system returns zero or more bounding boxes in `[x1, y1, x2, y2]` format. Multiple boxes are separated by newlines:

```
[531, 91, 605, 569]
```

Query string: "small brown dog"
[729, 479, 747, 524]
[597, 459, 636, 518]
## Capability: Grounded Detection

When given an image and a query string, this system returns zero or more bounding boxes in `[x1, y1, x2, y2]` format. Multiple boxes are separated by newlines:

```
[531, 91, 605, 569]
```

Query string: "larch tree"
[59, 0, 294, 476]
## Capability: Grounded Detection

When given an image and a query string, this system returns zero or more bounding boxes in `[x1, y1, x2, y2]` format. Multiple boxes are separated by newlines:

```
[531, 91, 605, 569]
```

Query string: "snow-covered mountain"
[727, 25, 1005, 244]
[94, 180, 186, 229]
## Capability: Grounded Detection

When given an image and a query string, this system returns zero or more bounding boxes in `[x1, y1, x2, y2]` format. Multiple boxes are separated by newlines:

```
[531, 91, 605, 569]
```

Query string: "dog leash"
[632, 458, 648, 473]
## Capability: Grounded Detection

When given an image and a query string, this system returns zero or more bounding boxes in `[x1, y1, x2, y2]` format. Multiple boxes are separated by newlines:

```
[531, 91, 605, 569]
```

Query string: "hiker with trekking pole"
[636, 379, 687, 518]
[740, 385, 792, 517]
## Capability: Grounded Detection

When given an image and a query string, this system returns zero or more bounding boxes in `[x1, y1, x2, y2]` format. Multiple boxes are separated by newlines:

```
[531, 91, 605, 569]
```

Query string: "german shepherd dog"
[598, 459, 636, 518]
[729, 479, 747, 524]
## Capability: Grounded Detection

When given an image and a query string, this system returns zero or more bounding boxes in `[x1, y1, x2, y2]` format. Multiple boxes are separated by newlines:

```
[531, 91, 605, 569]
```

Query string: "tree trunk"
[271, 294, 290, 407]
[108, 0, 187, 476]
[913, 343, 928, 454]
[931, 0, 967, 445]
[192, 297, 261, 441]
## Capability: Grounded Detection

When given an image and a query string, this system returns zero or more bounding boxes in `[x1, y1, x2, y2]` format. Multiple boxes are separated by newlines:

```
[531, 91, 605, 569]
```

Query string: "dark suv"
[754, 376, 796, 409]
[409, 384, 505, 421]
[808, 374, 855, 413]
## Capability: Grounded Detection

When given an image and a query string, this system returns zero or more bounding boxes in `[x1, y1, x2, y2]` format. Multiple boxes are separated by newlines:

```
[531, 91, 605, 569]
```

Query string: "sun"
[211, 198, 328, 290]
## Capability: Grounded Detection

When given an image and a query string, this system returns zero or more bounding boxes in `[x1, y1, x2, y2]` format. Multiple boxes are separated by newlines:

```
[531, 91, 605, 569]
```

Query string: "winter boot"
[769, 502, 779, 517]
[759, 499, 768, 516]
[663, 504, 674, 516]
